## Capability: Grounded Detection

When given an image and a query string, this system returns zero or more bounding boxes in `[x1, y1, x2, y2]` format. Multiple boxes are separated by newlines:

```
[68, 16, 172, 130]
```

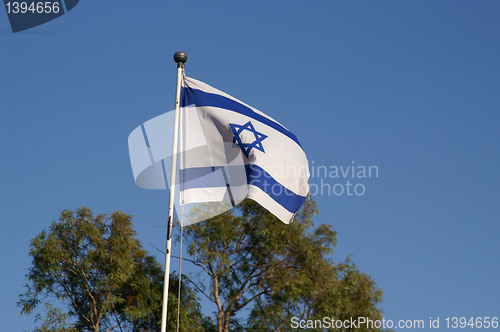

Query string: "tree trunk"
[214, 270, 224, 332]
[223, 311, 231, 332]
[217, 310, 223, 332]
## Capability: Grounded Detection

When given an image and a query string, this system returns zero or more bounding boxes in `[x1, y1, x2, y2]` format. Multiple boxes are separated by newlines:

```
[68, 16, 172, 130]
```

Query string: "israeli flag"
[180, 76, 309, 224]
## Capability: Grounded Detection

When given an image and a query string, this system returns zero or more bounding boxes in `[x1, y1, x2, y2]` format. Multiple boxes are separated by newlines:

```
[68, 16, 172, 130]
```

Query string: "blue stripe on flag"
[182, 166, 218, 184]
[245, 164, 306, 213]
[181, 167, 219, 190]
[181, 87, 302, 148]
[181, 166, 247, 190]
[180, 165, 306, 213]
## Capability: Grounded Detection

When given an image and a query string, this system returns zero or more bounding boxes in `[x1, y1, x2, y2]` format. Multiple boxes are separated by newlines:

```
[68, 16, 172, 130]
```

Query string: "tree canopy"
[19, 200, 389, 332]
[182, 197, 388, 332]
[18, 207, 203, 332]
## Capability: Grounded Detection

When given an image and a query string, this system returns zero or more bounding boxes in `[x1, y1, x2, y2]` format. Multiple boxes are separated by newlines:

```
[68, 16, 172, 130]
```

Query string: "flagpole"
[161, 51, 187, 332]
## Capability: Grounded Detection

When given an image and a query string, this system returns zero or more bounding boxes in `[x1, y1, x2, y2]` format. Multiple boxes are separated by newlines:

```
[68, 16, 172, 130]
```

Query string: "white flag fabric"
[180, 75, 309, 223]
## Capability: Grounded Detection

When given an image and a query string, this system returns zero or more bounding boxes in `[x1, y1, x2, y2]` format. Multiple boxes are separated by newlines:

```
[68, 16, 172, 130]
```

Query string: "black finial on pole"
[174, 52, 188, 67]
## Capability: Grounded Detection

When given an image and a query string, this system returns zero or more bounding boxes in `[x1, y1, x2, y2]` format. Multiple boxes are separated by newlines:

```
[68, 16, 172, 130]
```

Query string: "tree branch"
[74, 261, 99, 327]
[182, 275, 212, 302]
[54, 274, 91, 324]
[234, 289, 268, 312]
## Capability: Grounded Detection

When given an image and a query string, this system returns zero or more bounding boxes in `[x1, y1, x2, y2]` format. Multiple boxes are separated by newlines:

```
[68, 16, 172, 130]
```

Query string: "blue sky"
[1, 1, 499, 330]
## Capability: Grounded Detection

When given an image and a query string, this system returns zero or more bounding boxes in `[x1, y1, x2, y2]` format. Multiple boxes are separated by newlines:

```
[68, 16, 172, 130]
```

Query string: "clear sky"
[1, 1, 499, 331]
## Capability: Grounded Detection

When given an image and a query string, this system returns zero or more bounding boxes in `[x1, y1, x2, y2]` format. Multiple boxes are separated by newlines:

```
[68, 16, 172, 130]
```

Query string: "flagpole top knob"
[174, 52, 188, 64]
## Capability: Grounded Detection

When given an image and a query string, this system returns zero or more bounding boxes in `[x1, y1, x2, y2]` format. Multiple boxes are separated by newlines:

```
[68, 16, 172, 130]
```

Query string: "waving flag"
[127, 53, 308, 331]
[179, 76, 309, 223]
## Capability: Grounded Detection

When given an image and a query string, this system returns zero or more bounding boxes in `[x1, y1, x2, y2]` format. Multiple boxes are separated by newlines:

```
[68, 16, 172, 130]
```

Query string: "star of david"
[229, 121, 268, 158]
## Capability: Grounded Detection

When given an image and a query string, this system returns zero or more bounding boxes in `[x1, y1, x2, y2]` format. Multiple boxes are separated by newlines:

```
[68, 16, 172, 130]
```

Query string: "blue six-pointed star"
[229, 121, 268, 158]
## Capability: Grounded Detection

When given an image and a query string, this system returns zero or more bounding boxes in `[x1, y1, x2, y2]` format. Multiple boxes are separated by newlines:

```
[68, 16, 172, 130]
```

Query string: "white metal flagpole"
[161, 51, 188, 332]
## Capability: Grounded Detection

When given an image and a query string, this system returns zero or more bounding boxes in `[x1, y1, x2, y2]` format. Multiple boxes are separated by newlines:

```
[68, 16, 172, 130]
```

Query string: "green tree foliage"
[33, 303, 77, 332]
[19, 207, 203, 332]
[182, 198, 388, 332]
